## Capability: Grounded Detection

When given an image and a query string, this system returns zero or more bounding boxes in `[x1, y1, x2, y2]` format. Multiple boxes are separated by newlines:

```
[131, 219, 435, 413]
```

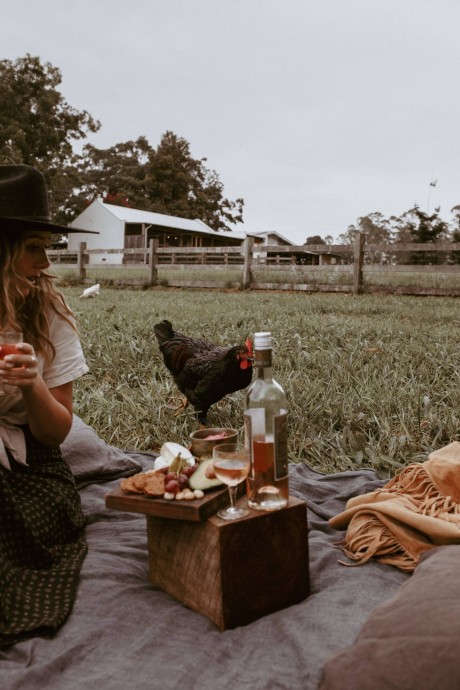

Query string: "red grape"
[182, 466, 196, 478]
[178, 474, 190, 489]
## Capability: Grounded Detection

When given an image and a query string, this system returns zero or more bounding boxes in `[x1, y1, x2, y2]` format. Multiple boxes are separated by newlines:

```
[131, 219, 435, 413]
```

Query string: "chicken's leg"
[173, 396, 189, 417]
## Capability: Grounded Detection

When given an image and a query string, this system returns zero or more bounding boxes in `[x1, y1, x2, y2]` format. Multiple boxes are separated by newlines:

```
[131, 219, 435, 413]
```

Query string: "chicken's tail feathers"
[153, 319, 174, 344]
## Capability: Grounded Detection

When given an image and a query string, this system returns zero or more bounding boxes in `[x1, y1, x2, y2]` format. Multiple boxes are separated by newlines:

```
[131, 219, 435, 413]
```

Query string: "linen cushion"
[61, 415, 142, 487]
[320, 544, 460, 690]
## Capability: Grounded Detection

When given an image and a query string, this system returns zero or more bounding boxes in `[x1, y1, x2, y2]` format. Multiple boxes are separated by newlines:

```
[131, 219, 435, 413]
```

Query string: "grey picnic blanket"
[0, 458, 408, 690]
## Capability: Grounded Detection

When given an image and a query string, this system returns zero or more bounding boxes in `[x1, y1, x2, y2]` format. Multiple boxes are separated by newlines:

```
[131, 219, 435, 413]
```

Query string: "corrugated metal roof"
[71, 199, 267, 243]
[250, 230, 295, 246]
[98, 201, 248, 239]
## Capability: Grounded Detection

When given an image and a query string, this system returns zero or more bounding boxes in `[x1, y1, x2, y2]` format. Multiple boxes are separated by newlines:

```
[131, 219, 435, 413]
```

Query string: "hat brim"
[0, 217, 99, 234]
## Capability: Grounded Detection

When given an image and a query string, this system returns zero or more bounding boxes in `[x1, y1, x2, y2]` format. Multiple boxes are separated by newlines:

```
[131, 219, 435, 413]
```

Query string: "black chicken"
[154, 320, 253, 425]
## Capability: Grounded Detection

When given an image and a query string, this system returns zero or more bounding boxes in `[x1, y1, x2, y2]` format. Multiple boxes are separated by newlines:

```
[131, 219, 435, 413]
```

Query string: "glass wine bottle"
[244, 332, 289, 511]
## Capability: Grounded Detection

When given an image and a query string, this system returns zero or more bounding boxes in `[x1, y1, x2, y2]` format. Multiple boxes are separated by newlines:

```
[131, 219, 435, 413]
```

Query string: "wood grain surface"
[105, 485, 232, 522]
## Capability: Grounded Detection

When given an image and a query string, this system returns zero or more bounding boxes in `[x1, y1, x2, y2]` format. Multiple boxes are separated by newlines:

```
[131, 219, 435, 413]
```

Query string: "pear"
[188, 459, 224, 491]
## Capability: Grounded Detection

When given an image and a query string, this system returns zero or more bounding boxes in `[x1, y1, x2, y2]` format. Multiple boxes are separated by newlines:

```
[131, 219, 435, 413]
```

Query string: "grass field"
[62, 285, 460, 477]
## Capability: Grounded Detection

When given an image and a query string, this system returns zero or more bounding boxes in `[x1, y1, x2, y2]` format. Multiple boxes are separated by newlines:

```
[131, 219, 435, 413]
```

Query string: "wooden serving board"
[105, 485, 233, 522]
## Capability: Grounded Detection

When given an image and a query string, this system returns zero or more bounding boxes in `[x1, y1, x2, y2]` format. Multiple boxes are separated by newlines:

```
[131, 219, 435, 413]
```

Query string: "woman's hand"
[1, 341, 73, 445]
[0, 342, 39, 390]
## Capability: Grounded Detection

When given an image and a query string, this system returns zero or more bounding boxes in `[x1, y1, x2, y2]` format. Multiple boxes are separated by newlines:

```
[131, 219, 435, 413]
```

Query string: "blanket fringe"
[339, 514, 418, 573]
[333, 447, 460, 572]
[378, 464, 460, 519]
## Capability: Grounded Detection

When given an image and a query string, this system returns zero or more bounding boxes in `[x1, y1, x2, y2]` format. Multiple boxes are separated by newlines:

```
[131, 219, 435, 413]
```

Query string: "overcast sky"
[3, 0, 460, 243]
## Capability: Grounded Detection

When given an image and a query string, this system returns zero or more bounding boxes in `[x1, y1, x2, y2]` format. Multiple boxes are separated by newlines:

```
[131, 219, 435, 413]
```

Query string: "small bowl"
[189, 427, 238, 459]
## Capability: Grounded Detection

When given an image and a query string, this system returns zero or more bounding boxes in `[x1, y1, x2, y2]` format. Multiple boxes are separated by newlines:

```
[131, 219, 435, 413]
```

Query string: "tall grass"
[64, 286, 460, 477]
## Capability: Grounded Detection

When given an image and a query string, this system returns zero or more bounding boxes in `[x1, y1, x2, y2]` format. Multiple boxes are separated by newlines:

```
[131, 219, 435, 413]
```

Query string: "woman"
[0, 164, 98, 646]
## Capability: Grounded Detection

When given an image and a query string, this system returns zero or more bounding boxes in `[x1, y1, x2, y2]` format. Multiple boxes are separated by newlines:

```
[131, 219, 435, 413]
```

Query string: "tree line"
[341, 208, 460, 264]
[0, 55, 243, 232]
[305, 206, 460, 265]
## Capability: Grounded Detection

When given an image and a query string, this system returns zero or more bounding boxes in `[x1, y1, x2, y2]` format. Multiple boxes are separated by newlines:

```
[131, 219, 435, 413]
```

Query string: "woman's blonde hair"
[0, 231, 76, 360]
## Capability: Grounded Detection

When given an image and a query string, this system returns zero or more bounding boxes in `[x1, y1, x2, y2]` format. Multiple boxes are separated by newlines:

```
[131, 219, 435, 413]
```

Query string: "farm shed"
[251, 231, 340, 265]
[68, 199, 252, 265]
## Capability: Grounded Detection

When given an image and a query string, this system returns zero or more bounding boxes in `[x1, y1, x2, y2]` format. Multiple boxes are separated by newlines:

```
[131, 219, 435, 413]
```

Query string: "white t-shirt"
[0, 308, 89, 468]
[40, 308, 89, 390]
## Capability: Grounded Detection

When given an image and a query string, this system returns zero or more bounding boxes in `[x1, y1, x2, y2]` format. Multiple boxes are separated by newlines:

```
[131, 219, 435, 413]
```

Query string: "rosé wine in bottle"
[244, 332, 289, 511]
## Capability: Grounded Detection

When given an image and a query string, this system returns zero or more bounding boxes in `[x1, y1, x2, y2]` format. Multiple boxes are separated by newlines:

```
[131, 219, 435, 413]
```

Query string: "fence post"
[148, 239, 158, 285]
[77, 242, 86, 283]
[353, 232, 365, 294]
[242, 236, 253, 289]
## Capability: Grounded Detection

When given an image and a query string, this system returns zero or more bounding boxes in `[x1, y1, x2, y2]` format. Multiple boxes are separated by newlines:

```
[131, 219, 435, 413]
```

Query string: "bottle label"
[273, 411, 288, 480]
[253, 349, 272, 368]
[244, 409, 288, 480]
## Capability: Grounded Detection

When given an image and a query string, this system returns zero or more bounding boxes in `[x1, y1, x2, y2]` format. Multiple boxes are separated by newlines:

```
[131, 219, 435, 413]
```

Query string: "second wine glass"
[212, 443, 250, 520]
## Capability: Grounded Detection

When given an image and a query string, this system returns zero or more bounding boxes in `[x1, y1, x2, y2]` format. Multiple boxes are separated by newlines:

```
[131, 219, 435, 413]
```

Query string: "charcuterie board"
[105, 485, 233, 522]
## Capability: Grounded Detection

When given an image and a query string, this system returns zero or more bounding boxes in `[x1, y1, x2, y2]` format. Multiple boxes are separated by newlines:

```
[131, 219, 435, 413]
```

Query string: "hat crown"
[0, 165, 51, 222]
[0, 164, 98, 235]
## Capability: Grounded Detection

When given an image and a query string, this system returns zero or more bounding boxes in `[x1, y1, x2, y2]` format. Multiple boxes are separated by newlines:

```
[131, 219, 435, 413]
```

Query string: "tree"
[448, 206, 460, 264]
[60, 137, 153, 224]
[334, 226, 356, 263]
[389, 213, 412, 244]
[72, 131, 244, 231]
[146, 131, 243, 231]
[405, 206, 449, 264]
[304, 235, 326, 246]
[451, 228, 460, 265]
[0, 54, 100, 216]
[337, 225, 356, 245]
[348, 213, 392, 264]
[408, 207, 448, 243]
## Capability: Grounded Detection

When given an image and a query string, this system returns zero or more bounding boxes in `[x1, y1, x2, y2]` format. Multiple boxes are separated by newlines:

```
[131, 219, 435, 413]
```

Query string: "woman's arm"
[22, 379, 73, 446]
[0, 346, 73, 446]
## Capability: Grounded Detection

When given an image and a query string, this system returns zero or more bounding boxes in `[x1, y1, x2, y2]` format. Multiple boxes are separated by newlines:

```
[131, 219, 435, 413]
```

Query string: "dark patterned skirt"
[0, 426, 87, 647]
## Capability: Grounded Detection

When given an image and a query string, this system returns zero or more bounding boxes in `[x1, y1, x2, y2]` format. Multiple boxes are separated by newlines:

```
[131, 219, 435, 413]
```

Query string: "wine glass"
[0, 331, 23, 395]
[212, 443, 250, 520]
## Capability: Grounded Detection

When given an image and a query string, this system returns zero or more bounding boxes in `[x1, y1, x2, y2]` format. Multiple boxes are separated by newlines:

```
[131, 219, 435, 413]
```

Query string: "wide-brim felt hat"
[0, 164, 98, 234]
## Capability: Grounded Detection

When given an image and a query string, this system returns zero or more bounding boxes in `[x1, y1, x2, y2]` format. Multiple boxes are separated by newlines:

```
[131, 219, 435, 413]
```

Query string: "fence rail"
[47, 235, 460, 296]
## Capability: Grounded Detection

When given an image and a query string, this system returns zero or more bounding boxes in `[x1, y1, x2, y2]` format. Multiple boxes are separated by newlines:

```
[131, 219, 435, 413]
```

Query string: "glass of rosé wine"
[212, 443, 250, 520]
[0, 331, 23, 395]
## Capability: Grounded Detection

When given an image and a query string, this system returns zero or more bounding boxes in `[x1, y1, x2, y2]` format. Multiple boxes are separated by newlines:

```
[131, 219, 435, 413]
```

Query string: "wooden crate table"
[106, 487, 310, 630]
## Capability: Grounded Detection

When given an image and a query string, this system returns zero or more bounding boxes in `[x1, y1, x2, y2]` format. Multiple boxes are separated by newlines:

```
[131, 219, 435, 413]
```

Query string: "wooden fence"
[48, 234, 460, 296]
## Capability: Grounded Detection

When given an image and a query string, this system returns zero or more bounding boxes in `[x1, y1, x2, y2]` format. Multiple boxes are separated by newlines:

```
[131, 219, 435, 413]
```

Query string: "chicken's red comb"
[245, 337, 253, 356]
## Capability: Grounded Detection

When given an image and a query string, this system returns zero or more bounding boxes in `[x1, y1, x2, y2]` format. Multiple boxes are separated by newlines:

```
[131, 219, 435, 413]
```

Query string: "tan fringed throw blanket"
[329, 442, 460, 572]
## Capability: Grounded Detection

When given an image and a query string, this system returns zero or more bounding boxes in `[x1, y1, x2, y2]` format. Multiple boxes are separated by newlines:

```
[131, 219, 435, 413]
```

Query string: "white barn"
[68, 199, 248, 265]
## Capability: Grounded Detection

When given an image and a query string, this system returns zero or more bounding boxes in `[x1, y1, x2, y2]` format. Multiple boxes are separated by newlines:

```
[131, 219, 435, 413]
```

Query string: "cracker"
[131, 469, 157, 491]
[120, 475, 144, 494]
[143, 473, 166, 497]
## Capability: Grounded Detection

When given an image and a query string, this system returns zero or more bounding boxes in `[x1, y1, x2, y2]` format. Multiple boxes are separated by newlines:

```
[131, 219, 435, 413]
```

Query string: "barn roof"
[97, 200, 248, 240]
[250, 230, 296, 245]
